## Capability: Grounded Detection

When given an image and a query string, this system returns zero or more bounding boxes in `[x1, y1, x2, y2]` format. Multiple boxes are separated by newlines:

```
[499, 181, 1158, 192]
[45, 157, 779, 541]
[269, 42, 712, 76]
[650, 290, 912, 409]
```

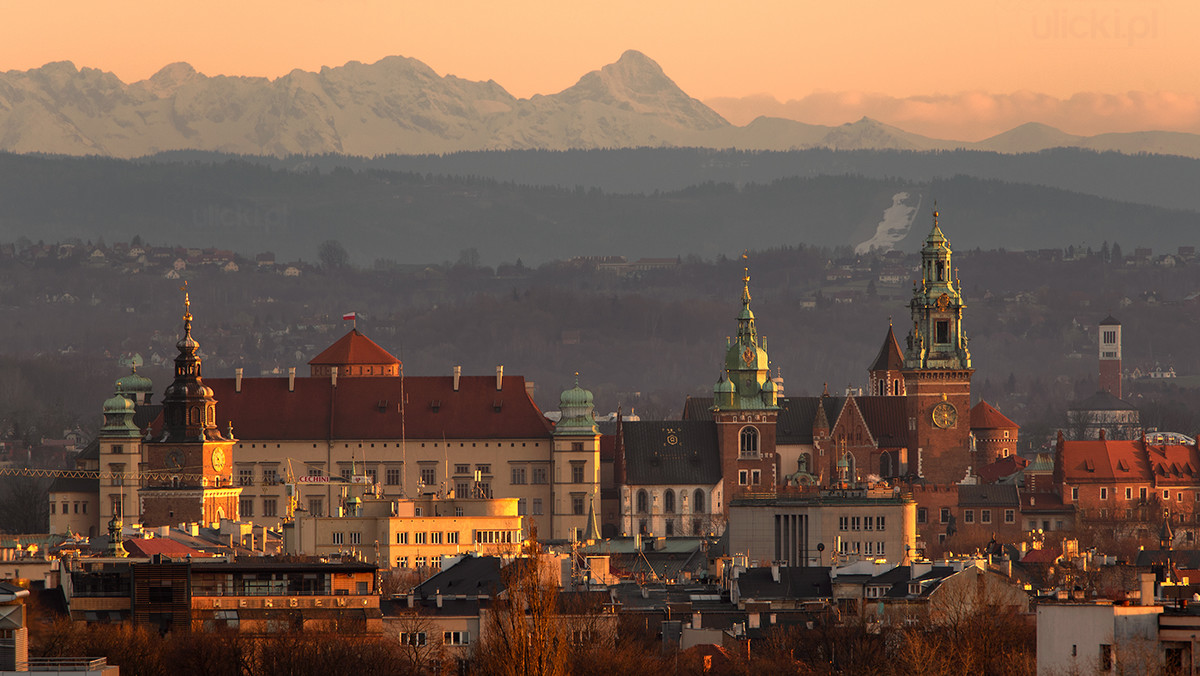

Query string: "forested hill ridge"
[3, 53, 1200, 158]
[177, 146, 1200, 213]
[0, 153, 1197, 266]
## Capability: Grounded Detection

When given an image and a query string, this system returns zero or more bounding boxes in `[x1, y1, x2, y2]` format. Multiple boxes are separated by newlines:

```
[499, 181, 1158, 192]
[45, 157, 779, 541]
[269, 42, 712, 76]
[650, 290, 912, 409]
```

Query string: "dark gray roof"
[75, 439, 99, 462]
[1100, 315, 1122, 326]
[684, 396, 846, 446]
[623, 420, 721, 486]
[736, 566, 831, 600]
[414, 555, 504, 599]
[777, 397, 846, 444]
[958, 484, 1020, 508]
[1070, 390, 1139, 412]
[1135, 549, 1200, 568]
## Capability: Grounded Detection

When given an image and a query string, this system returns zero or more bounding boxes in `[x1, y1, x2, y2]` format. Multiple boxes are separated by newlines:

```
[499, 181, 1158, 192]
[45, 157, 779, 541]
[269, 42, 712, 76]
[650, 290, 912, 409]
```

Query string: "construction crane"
[0, 467, 210, 483]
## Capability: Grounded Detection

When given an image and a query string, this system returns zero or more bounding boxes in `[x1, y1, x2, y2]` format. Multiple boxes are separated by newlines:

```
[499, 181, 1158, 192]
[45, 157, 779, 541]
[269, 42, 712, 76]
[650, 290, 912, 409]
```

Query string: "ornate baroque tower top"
[713, 255, 778, 411]
[904, 209, 972, 370]
[556, 373, 599, 436]
[160, 283, 229, 444]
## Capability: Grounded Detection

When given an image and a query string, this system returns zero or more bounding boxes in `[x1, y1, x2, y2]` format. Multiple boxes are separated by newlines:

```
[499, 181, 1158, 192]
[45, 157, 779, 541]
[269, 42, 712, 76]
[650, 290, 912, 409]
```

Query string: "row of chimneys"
[234, 365, 508, 393]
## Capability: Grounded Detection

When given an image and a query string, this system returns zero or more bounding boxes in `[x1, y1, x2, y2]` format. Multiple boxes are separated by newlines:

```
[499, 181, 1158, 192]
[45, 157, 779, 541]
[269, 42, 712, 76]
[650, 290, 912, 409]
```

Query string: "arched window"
[876, 379, 885, 396]
[739, 427, 759, 457]
[693, 489, 705, 514]
[636, 490, 648, 514]
[879, 451, 892, 478]
[893, 379, 901, 395]
[664, 489, 675, 513]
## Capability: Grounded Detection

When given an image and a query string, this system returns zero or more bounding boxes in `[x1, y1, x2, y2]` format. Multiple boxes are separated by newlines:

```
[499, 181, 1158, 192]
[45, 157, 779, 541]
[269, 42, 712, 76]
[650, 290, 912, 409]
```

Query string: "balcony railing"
[28, 657, 110, 671]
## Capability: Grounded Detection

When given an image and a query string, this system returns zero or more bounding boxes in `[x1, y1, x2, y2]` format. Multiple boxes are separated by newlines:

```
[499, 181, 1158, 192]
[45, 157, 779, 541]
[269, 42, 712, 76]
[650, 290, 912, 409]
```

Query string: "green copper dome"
[556, 373, 598, 436]
[101, 390, 141, 439]
[115, 371, 153, 397]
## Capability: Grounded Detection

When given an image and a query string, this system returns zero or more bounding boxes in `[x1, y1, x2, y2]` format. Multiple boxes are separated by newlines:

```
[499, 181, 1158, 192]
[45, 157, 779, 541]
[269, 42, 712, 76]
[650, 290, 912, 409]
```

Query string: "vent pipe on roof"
[453, 366, 461, 392]
[289, 367, 296, 392]
[496, 365, 504, 391]
[235, 368, 243, 393]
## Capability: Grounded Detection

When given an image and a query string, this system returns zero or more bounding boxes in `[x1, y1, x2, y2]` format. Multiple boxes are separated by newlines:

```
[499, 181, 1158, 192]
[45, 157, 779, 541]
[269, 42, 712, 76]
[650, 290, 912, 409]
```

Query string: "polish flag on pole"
[342, 312, 357, 321]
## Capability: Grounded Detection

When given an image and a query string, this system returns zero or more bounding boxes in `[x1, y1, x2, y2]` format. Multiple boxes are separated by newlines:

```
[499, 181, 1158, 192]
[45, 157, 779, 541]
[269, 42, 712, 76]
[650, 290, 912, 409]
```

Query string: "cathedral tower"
[902, 210, 974, 483]
[139, 286, 241, 527]
[1098, 315, 1122, 399]
[712, 257, 779, 505]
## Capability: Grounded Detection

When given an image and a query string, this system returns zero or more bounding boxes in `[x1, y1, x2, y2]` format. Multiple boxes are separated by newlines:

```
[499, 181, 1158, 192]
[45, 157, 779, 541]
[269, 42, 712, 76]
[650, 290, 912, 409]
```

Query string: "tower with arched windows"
[900, 210, 974, 483]
[712, 258, 779, 506]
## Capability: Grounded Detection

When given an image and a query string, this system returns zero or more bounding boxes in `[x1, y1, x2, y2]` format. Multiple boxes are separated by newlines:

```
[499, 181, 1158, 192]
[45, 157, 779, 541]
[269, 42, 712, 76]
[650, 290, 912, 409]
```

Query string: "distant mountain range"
[4, 51, 1200, 158]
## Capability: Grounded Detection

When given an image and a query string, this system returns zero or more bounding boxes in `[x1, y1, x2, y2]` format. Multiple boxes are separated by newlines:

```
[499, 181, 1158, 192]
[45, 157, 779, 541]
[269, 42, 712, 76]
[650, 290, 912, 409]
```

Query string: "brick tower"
[902, 209, 974, 483]
[712, 257, 779, 508]
[1098, 315, 1122, 399]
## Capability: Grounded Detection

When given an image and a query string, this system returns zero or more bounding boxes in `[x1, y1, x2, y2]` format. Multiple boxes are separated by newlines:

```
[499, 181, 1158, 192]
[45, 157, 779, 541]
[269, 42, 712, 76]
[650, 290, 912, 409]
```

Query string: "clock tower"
[712, 257, 779, 508]
[902, 210, 974, 483]
[139, 286, 241, 527]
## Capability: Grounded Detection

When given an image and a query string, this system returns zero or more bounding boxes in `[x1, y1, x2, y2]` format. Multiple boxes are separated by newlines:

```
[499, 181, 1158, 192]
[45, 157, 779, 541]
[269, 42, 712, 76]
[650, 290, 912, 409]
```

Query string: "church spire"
[161, 283, 226, 443]
[714, 254, 777, 410]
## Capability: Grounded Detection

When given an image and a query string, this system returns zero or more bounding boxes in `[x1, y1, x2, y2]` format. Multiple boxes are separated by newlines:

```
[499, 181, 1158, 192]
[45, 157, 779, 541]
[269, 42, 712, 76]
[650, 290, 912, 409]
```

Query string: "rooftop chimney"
[453, 366, 461, 392]
[331, 369, 337, 387]
[235, 368, 243, 393]
[288, 367, 296, 392]
[496, 365, 504, 391]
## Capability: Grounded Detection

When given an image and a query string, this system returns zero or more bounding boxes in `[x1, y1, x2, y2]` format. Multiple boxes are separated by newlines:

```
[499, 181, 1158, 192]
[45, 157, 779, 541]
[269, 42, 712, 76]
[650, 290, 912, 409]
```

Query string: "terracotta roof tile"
[970, 401, 1019, 430]
[976, 455, 1028, 484]
[202, 375, 553, 441]
[308, 330, 399, 367]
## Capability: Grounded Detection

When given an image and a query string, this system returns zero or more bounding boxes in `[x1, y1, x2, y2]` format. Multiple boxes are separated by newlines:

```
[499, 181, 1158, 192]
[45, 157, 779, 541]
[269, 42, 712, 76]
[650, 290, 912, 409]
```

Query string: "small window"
[964, 510, 974, 523]
[935, 320, 949, 344]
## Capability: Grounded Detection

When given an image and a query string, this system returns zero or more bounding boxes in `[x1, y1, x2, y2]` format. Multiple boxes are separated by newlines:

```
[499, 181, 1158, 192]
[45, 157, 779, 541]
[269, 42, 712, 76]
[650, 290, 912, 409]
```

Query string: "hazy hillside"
[146, 146, 1200, 214]
[0, 153, 1196, 265]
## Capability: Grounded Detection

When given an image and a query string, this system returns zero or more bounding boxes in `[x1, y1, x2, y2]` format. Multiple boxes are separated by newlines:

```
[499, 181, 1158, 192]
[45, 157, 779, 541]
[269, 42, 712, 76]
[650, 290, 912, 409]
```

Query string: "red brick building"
[970, 400, 1020, 466]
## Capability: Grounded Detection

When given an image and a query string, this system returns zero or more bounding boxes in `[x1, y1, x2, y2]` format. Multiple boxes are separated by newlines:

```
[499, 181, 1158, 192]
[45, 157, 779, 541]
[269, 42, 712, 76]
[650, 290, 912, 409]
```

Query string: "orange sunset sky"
[4, 0, 1198, 139]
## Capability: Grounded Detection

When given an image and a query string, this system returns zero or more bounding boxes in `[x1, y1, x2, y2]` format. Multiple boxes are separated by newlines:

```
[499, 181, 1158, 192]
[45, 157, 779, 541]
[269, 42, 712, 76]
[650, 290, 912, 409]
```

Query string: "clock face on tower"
[211, 448, 226, 473]
[932, 402, 958, 429]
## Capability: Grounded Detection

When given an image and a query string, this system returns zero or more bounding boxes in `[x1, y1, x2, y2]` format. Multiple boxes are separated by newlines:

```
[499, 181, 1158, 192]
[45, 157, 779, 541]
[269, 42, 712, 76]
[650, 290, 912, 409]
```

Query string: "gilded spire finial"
[741, 251, 751, 305]
[933, 200, 939, 226]
[179, 281, 192, 335]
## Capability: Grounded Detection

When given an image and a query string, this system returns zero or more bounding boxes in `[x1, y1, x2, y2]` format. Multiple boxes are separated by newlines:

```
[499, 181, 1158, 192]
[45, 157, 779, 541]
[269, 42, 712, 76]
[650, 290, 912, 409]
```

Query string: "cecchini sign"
[297, 476, 330, 484]
[199, 596, 374, 609]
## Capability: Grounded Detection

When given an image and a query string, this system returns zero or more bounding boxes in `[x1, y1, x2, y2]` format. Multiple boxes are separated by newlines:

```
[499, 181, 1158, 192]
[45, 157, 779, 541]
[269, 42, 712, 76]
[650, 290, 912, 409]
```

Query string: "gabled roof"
[870, 326, 905, 372]
[203, 375, 553, 441]
[852, 396, 909, 447]
[308, 329, 399, 367]
[1100, 315, 1122, 326]
[971, 401, 1019, 430]
[622, 421, 721, 486]
[776, 397, 846, 445]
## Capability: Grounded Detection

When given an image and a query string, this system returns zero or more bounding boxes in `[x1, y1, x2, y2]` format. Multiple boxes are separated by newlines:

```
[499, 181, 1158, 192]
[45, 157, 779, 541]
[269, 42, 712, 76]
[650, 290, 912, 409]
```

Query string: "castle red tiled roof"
[976, 454, 1029, 484]
[1146, 443, 1200, 485]
[1060, 440, 1151, 483]
[202, 375, 553, 441]
[308, 329, 399, 367]
[970, 401, 1019, 430]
